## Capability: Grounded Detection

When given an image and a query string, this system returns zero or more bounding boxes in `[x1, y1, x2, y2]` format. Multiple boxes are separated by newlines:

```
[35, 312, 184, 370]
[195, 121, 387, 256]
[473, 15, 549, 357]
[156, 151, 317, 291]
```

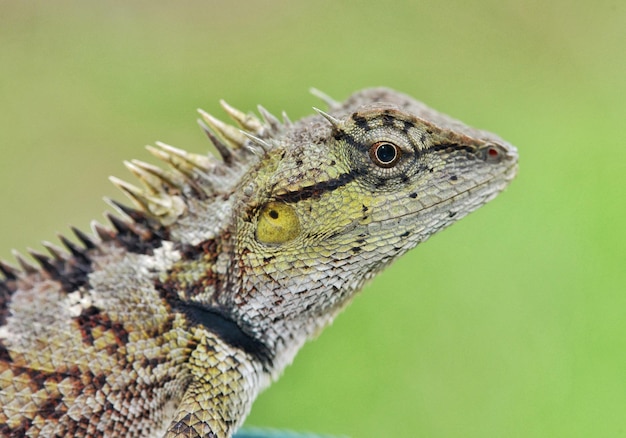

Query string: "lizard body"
[0, 88, 518, 437]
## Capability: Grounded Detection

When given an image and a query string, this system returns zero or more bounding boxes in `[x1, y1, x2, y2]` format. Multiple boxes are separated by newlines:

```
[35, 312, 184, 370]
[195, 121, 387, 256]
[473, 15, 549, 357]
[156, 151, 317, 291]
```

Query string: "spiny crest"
[0, 91, 338, 282]
[109, 98, 298, 228]
[1, 224, 97, 287]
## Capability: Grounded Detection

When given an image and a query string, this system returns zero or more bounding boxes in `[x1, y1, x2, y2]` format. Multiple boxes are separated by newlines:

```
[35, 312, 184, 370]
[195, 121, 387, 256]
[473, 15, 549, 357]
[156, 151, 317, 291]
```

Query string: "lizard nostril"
[482, 145, 505, 163]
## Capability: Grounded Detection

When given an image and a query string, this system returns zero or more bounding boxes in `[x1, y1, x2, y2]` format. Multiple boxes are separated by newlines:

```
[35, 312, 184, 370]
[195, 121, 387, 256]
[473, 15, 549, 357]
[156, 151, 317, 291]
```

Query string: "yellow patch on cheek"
[256, 202, 301, 244]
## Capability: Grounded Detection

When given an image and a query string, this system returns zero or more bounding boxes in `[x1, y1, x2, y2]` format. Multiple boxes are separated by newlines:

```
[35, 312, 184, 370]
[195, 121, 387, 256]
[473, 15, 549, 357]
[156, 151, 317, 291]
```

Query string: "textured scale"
[0, 88, 518, 437]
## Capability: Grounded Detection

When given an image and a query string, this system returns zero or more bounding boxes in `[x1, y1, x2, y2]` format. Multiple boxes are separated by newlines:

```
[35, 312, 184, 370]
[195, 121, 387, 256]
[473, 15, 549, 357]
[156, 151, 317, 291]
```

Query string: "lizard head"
[229, 88, 518, 347]
[105, 88, 517, 364]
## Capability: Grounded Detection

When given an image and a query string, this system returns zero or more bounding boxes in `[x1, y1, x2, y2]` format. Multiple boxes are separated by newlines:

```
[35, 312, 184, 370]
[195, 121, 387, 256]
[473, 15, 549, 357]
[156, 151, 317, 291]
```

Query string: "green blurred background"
[1, 1, 624, 437]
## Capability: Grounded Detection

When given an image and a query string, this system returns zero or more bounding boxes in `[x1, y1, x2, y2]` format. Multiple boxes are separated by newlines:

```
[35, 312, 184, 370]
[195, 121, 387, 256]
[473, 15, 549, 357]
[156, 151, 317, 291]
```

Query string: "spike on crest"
[109, 176, 155, 214]
[313, 107, 342, 130]
[220, 100, 263, 133]
[91, 221, 114, 242]
[42, 241, 67, 261]
[0, 260, 18, 280]
[108, 179, 187, 227]
[59, 234, 90, 264]
[257, 105, 282, 133]
[282, 111, 292, 126]
[310, 88, 340, 109]
[133, 157, 186, 191]
[106, 212, 138, 237]
[145, 146, 207, 198]
[12, 250, 38, 274]
[123, 160, 163, 195]
[241, 131, 272, 152]
[29, 249, 60, 278]
[105, 196, 149, 223]
[154, 142, 212, 172]
[198, 109, 248, 149]
[198, 119, 234, 165]
[71, 226, 97, 250]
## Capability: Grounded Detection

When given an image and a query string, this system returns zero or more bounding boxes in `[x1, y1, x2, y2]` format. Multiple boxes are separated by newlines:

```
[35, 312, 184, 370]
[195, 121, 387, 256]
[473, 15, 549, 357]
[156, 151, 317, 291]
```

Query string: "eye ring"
[369, 141, 402, 168]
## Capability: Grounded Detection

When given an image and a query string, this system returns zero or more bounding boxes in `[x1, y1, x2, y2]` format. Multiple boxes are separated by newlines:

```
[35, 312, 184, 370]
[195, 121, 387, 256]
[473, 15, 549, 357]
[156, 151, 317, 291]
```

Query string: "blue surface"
[234, 429, 347, 438]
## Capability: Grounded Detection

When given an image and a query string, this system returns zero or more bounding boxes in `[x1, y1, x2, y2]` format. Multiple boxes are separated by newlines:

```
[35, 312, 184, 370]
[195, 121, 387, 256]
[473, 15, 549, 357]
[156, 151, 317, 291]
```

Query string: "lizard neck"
[220, 261, 363, 380]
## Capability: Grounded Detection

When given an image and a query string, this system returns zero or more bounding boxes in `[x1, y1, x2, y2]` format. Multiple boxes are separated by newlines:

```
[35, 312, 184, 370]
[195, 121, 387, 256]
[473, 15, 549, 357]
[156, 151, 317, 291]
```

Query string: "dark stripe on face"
[429, 143, 476, 154]
[333, 130, 362, 149]
[352, 114, 371, 130]
[381, 113, 395, 127]
[273, 168, 362, 204]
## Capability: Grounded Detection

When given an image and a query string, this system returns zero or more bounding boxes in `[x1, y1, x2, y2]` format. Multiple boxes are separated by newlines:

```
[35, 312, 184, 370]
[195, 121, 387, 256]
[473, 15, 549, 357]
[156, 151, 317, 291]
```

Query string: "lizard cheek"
[255, 202, 301, 245]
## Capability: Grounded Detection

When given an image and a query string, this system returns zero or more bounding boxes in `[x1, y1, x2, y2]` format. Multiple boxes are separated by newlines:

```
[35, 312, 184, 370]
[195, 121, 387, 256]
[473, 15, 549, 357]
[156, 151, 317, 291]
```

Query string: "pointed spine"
[59, 234, 91, 264]
[145, 145, 206, 198]
[12, 250, 38, 274]
[109, 177, 153, 213]
[29, 249, 60, 278]
[104, 196, 146, 223]
[92, 221, 115, 242]
[109, 176, 175, 217]
[72, 226, 97, 250]
[313, 107, 342, 130]
[0, 260, 18, 281]
[132, 158, 186, 191]
[198, 119, 234, 165]
[220, 100, 263, 133]
[282, 111, 292, 126]
[154, 142, 212, 171]
[106, 212, 139, 238]
[198, 109, 248, 150]
[42, 241, 67, 261]
[123, 160, 165, 195]
[310, 87, 340, 109]
[257, 105, 282, 133]
[241, 131, 272, 152]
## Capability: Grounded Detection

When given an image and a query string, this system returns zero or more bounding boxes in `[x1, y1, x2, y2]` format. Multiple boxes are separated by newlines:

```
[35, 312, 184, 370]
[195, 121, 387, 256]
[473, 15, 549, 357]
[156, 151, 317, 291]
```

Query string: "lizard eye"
[369, 141, 402, 168]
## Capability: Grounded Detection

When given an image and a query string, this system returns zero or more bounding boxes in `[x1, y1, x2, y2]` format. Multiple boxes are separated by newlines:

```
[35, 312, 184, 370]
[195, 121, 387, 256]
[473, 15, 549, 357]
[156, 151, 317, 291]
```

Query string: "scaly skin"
[0, 88, 518, 437]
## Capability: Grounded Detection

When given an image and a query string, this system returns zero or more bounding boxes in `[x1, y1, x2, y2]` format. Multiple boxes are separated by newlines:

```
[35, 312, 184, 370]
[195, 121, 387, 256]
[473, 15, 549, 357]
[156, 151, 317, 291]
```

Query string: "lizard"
[0, 87, 518, 437]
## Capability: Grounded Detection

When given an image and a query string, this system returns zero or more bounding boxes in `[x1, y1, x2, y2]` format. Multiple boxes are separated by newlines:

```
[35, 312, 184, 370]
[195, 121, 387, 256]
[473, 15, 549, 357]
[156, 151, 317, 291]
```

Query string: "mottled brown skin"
[0, 88, 518, 437]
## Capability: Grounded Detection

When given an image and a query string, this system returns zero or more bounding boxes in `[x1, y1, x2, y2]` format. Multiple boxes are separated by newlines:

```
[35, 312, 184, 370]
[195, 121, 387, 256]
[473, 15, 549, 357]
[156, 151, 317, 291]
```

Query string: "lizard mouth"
[328, 158, 518, 244]
[379, 158, 518, 226]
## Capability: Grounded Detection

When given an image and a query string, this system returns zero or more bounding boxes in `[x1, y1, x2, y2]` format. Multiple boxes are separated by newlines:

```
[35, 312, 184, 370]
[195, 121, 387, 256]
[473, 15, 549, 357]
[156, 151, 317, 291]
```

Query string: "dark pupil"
[376, 143, 396, 163]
